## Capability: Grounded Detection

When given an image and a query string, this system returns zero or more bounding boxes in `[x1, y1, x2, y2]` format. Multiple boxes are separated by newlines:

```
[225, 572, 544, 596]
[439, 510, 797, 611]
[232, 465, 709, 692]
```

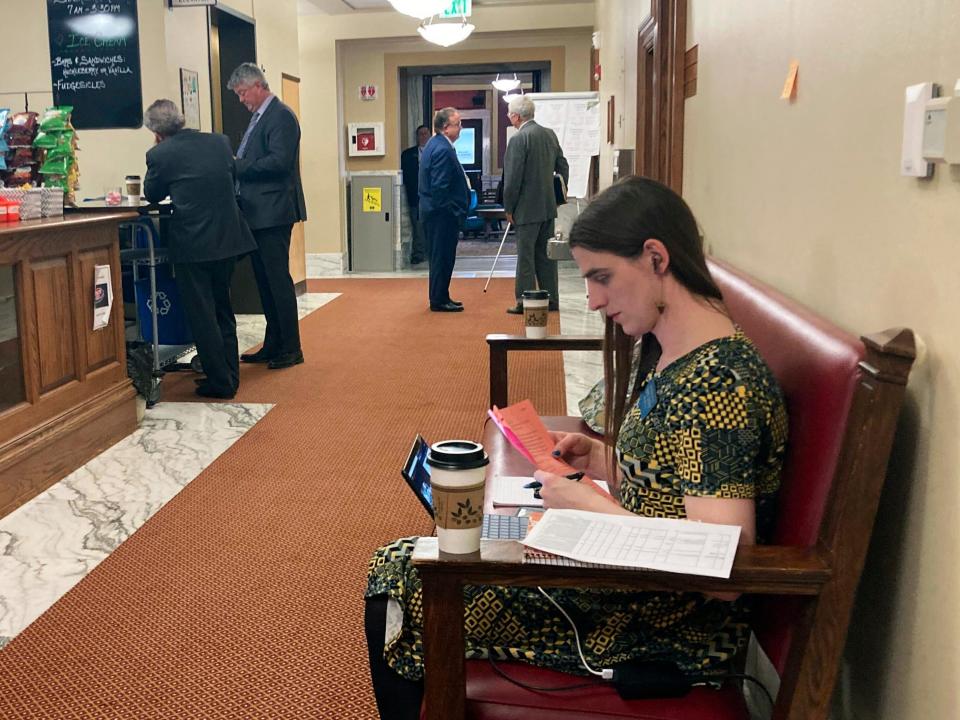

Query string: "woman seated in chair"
[364, 176, 788, 720]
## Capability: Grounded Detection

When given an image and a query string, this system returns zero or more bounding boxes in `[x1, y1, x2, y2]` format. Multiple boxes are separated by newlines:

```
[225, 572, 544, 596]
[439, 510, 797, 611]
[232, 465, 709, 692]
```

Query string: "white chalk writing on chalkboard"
[46, 0, 143, 129]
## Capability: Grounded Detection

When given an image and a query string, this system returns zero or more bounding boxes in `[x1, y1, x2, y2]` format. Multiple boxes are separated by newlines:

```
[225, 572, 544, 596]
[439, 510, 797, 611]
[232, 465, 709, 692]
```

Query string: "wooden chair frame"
[413, 327, 914, 720]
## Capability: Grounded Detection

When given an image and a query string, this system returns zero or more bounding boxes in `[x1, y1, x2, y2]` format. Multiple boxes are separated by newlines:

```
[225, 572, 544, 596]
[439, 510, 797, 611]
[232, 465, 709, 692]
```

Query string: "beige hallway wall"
[298, 2, 594, 256]
[674, 2, 957, 719]
[2, 1, 169, 197]
[0, 0, 298, 203]
[588, 0, 959, 717]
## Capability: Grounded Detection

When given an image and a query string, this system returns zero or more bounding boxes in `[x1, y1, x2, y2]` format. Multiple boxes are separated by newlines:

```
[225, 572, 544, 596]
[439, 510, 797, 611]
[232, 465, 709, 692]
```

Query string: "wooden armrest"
[413, 536, 830, 720]
[487, 333, 603, 408]
[412, 537, 830, 596]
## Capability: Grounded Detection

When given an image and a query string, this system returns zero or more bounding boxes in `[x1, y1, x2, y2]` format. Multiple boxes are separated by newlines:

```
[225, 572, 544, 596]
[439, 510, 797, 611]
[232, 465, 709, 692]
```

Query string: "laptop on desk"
[401, 435, 528, 540]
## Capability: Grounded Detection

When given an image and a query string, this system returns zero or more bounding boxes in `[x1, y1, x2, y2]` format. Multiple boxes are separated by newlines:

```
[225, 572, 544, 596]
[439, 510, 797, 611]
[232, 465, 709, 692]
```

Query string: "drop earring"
[655, 276, 666, 314]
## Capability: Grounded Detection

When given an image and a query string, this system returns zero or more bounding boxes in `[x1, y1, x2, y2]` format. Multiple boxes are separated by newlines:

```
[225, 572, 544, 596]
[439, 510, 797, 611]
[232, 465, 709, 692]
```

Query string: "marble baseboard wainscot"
[0, 402, 273, 643]
[307, 253, 345, 278]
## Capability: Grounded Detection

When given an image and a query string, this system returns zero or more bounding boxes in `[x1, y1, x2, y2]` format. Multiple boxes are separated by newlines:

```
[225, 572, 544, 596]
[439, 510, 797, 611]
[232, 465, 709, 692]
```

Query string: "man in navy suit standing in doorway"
[228, 63, 307, 369]
[418, 107, 470, 313]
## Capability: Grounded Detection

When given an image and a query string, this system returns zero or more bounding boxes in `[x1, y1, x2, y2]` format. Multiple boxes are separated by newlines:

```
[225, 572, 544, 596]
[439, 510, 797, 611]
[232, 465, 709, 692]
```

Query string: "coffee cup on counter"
[522, 289, 550, 339]
[125, 175, 142, 204]
[427, 440, 489, 554]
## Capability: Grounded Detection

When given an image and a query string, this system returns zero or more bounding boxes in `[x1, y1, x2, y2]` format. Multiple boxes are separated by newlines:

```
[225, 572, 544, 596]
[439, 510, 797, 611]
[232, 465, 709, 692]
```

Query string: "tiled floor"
[0, 265, 604, 650]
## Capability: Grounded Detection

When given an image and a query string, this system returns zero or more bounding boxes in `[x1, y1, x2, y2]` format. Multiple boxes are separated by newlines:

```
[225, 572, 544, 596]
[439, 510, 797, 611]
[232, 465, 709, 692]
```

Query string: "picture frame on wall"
[180, 68, 201, 130]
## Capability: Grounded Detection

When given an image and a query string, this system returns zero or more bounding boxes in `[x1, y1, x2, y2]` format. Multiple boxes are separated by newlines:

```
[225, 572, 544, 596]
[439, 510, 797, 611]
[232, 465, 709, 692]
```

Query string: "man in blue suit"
[418, 107, 470, 312]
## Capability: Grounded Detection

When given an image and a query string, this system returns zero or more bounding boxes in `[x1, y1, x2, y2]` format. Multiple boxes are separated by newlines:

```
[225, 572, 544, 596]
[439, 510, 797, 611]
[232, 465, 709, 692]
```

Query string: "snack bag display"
[33, 106, 79, 203]
[40, 155, 73, 176]
[10, 147, 36, 166]
[0, 108, 9, 154]
[3, 111, 41, 187]
[45, 132, 75, 161]
[32, 131, 59, 149]
[42, 174, 69, 191]
[39, 106, 73, 132]
[6, 112, 38, 145]
[9, 166, 37, 186]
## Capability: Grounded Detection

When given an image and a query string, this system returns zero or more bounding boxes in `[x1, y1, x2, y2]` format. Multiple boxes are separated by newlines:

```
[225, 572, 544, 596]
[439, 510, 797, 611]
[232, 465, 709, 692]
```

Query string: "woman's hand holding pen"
[548, 431, 608, 478]
[533, 469, 625, 514]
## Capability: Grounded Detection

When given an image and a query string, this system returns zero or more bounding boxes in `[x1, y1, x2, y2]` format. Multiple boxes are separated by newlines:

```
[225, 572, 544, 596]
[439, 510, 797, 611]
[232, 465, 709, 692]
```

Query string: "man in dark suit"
[503, 96, 569, 314]
[143, 99, 257, 399]
[419, 108, 470, 312]
[401, 124, 431, 265]
[227, 63, 307, 370]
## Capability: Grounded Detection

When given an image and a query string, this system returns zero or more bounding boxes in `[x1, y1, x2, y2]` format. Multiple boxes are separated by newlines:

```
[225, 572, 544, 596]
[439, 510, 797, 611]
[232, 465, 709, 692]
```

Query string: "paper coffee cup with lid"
[522, 289, 549, 338]
[125, 175, 142, 204]
[427, 440, 489, 554]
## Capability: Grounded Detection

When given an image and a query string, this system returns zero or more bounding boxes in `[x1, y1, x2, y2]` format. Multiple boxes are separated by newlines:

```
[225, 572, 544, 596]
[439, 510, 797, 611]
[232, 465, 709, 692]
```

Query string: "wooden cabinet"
[0, 213, 138, 518]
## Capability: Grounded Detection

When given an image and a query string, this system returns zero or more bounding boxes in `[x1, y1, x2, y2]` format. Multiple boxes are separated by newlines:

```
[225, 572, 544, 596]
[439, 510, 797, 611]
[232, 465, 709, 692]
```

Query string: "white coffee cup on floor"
[522, 289, 549, 339]
[427, 440, 489, 554]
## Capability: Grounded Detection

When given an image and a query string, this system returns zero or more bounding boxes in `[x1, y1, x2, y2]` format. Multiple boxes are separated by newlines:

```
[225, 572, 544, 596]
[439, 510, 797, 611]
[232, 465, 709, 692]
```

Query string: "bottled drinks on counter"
[0, 200, 23, 223]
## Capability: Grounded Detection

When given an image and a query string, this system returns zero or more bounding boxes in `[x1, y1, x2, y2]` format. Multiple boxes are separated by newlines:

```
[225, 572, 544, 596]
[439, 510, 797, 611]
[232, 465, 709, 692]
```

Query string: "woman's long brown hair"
[568, 177, 723, 486]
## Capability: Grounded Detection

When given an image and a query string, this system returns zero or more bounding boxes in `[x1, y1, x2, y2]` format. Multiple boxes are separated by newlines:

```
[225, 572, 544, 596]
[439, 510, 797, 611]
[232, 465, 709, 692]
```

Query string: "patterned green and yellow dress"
[366, 331, 787, 681]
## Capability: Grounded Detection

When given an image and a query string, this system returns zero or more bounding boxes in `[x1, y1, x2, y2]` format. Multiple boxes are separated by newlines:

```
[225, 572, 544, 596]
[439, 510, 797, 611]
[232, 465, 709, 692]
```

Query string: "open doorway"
[208, 6, 261, 312]
[208, 6, 256, 151]
[398, 64, 549, 263]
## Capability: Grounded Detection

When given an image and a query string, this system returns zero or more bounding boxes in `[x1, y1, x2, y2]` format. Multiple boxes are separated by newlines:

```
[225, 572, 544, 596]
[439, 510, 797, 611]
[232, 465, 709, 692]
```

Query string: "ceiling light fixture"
[387, 0, 450, 20]
[491, 73, 520, 92]
[502, 90, 523, 103]
[417, 15, 475, 47]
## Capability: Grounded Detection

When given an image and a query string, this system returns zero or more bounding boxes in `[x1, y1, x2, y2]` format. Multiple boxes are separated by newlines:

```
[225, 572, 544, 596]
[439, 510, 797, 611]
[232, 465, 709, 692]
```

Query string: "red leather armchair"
[413, 258, 915, 720]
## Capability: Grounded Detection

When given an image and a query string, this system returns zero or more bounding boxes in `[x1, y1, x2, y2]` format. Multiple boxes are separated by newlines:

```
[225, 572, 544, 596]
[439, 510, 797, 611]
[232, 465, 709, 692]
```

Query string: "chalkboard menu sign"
[46, 0, 144, 129]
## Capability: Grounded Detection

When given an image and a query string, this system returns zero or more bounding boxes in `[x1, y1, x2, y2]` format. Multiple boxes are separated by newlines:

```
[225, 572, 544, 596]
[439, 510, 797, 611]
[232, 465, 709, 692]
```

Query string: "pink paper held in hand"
[489, 400, 612, 499]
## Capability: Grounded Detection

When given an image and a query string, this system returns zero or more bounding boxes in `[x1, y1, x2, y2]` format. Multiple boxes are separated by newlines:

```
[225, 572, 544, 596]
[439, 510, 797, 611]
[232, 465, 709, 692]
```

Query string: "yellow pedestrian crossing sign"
[362, 187, 382, 212]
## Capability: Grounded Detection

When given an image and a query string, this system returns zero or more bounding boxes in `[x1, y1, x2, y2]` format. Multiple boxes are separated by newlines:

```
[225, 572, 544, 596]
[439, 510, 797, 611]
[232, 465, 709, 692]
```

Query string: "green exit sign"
[441, 0, 472, 17]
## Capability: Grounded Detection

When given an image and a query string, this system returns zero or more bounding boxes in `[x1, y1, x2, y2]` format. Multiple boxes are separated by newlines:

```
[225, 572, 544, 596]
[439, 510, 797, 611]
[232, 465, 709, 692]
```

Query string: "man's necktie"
[236, 111, 260, 159]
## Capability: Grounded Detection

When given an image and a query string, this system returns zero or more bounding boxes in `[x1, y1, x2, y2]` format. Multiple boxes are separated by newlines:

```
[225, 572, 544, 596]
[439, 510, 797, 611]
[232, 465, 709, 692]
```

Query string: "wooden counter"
[0, 212, 139, 517]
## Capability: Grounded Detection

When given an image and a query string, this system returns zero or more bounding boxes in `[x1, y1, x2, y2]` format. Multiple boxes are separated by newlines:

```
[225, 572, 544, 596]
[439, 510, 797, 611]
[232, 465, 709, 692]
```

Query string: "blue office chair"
[462, 189, 485, 237]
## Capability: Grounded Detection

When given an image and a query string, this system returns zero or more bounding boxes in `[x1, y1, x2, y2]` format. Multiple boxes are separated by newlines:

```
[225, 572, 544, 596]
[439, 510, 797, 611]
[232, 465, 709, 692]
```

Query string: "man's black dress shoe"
[449, 299, 463, 307]
[430, 302, 464, 312]
[195, 383, 236, 399]
[506, 304, 523, 315]
[267, 350, 305, 369]
[240, 349, 276, 364]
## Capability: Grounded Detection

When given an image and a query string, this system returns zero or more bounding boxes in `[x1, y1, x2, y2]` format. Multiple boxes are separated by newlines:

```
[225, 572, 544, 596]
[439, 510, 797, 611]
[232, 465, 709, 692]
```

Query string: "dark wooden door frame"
[635, 0, 687, 192]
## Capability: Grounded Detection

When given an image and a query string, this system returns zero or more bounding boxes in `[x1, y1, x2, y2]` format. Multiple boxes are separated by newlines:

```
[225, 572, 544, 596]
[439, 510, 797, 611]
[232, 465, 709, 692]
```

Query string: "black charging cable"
[478, 586, 777, 711]
[488, 656, 774, 710]
[487, 657, 603, 692]
[691, 672, 776, 713]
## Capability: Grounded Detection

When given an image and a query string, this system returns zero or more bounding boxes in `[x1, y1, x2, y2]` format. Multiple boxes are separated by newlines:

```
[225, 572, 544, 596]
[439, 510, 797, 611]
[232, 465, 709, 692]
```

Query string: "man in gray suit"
[502, 96, 569, 314]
